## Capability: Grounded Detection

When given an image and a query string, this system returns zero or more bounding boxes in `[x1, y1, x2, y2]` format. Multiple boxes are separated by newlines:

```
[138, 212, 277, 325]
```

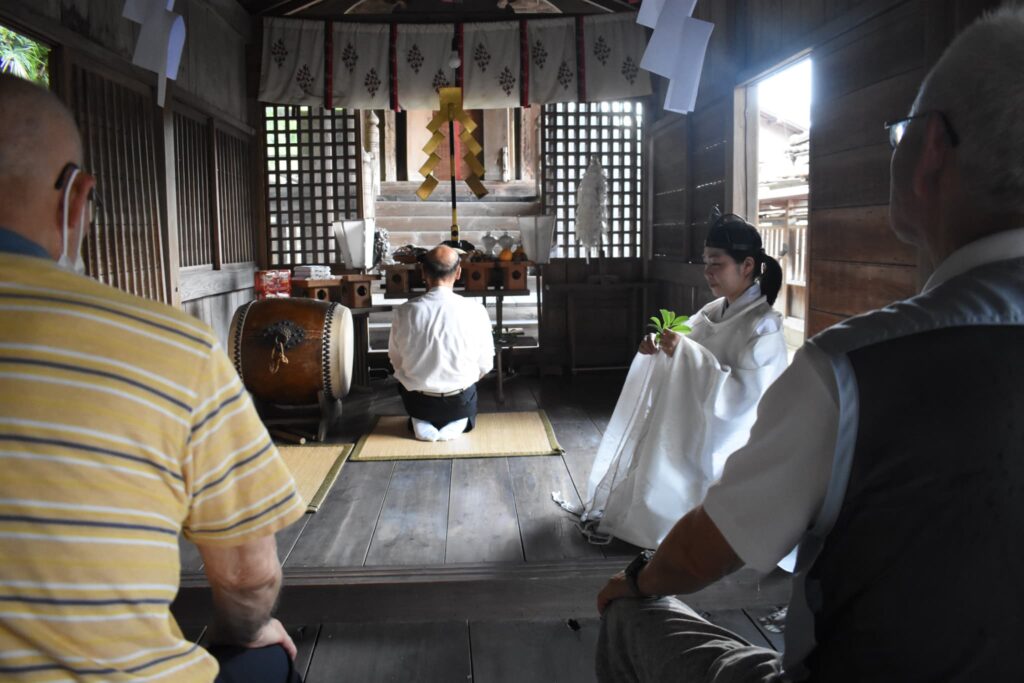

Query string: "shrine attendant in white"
[580, 214, 788, 550]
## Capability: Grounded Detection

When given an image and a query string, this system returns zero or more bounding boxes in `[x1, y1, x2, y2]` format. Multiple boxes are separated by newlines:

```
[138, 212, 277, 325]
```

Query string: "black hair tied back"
[757, 251, 782, 306]
[705, 208, 782, 306]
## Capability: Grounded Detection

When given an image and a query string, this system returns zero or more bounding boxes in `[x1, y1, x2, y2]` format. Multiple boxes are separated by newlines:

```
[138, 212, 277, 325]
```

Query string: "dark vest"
[808, 326, 1024, 681]
[783, 256, 1024, 682]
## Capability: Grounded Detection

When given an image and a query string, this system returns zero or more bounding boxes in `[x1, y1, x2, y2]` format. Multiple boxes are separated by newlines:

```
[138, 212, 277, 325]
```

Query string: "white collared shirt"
[704, 227, 1024, 572]
[388, 287, 494, 394]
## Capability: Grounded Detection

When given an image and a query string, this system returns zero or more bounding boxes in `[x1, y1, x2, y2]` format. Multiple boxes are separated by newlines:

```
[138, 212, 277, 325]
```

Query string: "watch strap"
[625, 550, 655, 597]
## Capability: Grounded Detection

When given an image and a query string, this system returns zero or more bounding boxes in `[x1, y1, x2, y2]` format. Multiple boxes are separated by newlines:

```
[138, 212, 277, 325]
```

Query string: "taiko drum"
[228, 298, 354, 406]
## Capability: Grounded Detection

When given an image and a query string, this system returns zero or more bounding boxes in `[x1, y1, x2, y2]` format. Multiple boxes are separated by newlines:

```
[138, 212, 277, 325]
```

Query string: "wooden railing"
[758, 194, 807, 286]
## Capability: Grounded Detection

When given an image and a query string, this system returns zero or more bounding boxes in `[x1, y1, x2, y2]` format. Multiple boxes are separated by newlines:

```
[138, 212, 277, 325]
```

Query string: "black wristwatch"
[624, 549, 656, 597]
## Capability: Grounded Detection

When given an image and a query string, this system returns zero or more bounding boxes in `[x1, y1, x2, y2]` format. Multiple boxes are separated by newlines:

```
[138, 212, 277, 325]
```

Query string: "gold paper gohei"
[415, 86, 488, 202]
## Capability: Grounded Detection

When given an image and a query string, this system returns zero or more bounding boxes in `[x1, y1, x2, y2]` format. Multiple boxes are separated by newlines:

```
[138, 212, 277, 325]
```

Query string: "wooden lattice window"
[216, 128, 256, 265]
[173, 110, 211, 268]
[541, 101, 644, 259]
[174, 109, 256, 270]
[263, 106, 361, 267]
[70, 62, 169, 302]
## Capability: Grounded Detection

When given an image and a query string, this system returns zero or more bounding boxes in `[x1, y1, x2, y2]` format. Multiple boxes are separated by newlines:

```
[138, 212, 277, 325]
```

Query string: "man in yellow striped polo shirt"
[0, 75, 305, 681]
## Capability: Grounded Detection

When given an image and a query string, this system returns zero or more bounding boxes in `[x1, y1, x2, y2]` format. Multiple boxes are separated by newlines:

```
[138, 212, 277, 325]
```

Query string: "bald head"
[422, 245, 461, 286]
[0, 75, 82, 186]
[0, 74, 89, 258]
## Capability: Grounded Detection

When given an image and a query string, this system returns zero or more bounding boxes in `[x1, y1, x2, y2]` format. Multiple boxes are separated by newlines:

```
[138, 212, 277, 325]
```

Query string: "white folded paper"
[637, 0, 695, 29]
[332, 219, 375, 270]
[122, 0, 185, 107]
[663, 18, 714, 113]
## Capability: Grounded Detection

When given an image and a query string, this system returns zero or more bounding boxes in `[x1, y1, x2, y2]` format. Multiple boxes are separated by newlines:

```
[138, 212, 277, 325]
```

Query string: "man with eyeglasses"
[595, 6, 1024, 682]
[0, 75, 307, 681]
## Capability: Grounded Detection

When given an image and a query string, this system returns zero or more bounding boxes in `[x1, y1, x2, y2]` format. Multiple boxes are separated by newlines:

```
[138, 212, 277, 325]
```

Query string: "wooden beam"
[179, 264, 257, 301]
[735, 0, 908, 85]
[242, 0, 303, 15]
[173, 562, 791, 624]
[207, 120, 223, 270]
[203, 0, 254, 40]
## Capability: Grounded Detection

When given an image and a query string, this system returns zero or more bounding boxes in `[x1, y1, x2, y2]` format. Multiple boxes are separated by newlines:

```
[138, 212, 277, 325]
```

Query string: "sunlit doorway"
[738, 58, 811, 352]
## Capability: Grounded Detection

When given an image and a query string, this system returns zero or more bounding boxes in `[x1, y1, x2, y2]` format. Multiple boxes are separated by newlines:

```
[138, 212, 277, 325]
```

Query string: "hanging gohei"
[573, 157, 608, 263]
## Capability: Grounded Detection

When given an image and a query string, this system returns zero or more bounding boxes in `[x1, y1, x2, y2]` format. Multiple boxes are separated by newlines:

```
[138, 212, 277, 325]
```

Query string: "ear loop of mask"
[57, 168, 87, 274]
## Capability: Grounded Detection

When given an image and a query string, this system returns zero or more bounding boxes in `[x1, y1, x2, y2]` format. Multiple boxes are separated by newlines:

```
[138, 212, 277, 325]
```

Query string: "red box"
[254, 270, 291, 299]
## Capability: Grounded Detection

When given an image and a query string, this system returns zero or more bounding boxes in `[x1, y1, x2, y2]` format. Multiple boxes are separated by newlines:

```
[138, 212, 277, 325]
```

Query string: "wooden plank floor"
[180, 372, 638, 575]
[199, 610, 783, 682]
[174, 371, 796, 680]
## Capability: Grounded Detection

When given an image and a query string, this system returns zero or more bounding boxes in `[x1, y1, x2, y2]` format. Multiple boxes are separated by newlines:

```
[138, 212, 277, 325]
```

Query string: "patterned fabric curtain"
[463, 22, 520, 110]
[526, 17, 577, 106]
[258, 13, 654, 110]
[259, 18, 326, 106]
[581, 14, 651, 102]
[395, 24, 456, 111]
[332, 23, 390, 110]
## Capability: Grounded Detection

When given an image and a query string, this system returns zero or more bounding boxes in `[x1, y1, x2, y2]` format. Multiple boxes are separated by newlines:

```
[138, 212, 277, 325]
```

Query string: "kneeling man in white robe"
[389, 245, 494, 441]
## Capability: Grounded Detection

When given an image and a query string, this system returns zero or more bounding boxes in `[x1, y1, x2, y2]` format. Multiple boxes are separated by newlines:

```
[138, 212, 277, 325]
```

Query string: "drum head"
[325, 303, 354, 400]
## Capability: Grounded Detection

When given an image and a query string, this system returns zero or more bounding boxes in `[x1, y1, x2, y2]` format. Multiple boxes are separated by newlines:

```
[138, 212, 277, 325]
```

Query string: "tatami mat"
[278, 444, 352, 512]
[349, 410, 563, 461]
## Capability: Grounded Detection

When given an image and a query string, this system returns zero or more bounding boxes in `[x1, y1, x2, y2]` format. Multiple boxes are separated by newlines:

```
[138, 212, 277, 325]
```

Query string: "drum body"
[228, 298, 354, 405]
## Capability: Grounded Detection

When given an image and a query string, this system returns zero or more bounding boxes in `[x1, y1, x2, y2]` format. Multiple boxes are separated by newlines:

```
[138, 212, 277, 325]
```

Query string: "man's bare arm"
[642, 505, 742, 595]
[198, 534, 292, 655]
[598, 505, 743, 614]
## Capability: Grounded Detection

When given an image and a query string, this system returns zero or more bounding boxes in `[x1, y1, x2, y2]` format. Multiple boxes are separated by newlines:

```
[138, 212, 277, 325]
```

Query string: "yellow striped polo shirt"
[0, 248, 304, 681]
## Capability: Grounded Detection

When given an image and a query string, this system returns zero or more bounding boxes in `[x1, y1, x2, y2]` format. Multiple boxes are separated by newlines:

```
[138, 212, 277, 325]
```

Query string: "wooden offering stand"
[292, 274, 381, 309]
[497, 261, 528, 290]
[338, 274, 377, 309]
[382, 260, 532, 297]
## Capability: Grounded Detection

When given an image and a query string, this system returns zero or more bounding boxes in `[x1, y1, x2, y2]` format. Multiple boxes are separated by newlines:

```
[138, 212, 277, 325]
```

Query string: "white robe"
[582, 288, 788, 549]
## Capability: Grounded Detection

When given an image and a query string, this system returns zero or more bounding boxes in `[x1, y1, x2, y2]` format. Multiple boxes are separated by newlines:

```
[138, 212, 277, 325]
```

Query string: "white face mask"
[57, 167, 87, 275]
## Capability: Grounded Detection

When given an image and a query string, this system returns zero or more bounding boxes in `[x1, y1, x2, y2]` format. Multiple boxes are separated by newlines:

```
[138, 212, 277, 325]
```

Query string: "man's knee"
[211, 643, 299, 683]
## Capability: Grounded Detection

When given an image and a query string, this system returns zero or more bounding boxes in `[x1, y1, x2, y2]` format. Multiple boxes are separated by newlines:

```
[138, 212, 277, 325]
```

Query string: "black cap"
[704, 209, 762, 254]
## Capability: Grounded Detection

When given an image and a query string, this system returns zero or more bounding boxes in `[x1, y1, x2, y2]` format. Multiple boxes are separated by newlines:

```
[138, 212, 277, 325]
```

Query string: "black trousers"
[398, 383, 479, 432]
[210, 643, 303, 683]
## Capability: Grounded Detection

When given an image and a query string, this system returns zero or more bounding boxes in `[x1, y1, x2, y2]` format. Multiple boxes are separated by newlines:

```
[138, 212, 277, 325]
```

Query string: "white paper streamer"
[123, 0, 185, 107]
[663, 18, 714, 113]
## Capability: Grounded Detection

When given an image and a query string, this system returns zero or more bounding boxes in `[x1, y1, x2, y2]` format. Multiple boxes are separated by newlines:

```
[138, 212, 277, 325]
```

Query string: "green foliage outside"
[649, 309, 691, 344]
[0, 26, 49, 86]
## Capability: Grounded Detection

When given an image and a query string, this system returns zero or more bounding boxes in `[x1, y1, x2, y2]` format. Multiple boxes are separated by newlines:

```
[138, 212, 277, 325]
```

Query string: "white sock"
[436, 418, 469, 441]
[412, 418, 440, 442]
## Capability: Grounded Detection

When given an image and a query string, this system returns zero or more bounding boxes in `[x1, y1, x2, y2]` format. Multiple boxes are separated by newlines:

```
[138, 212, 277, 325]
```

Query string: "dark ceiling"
[238, 0, 636, 22]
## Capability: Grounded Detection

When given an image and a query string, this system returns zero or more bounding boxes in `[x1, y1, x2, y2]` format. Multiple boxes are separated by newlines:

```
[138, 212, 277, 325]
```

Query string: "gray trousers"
[596, 597, 783, 683]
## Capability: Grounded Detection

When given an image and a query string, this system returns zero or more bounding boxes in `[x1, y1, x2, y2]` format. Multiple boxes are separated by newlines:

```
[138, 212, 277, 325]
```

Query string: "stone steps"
[375, 200, 540, 218]
[379, 180, 538, 201]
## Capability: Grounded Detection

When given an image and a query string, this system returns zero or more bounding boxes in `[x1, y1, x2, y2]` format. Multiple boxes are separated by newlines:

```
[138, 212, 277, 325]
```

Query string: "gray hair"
[914, 4, 1024, 214]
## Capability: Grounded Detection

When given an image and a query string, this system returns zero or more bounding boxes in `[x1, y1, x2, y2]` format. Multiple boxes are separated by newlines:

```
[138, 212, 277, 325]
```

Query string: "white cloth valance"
[395, 24, 455, 111]
[463, 22, 521, 110]
[581, 13, 652, 102]
[260, 14, 656, 110]
[331, 23, 390, 110]
[526, 18, 578, 105]
[259, 18, 325, 106]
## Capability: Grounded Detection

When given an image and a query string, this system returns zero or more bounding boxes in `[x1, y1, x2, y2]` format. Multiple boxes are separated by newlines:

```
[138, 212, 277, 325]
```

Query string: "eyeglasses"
[884, 111, 959, 150]
[54, 162, 103, 226]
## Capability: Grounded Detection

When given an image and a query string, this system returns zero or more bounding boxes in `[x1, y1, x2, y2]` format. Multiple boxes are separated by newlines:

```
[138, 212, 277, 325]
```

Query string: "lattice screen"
[70, 63, 169, 302]
[263, 106, 361, 267]
[173, 111, 211, 268]
[216, 128, 256, 265]
[541, 101, 644, 259]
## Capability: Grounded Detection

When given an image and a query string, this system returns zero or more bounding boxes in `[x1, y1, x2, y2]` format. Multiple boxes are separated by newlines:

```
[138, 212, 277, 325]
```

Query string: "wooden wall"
[645, 0, 1002, 338]
[539, 259, 646, 371]
[0, 0, 257, 344]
